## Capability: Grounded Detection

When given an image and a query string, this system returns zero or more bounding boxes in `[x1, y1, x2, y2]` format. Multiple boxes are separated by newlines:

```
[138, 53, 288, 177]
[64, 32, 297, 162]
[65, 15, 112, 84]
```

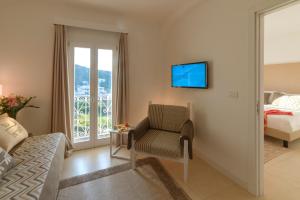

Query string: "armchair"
[127, 103, 194, 181]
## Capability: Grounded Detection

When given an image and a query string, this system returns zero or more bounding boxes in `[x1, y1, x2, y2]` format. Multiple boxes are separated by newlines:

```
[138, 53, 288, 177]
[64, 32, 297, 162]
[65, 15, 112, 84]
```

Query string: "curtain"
[51, 24, 73, 156]
[116, 33, 129, 125]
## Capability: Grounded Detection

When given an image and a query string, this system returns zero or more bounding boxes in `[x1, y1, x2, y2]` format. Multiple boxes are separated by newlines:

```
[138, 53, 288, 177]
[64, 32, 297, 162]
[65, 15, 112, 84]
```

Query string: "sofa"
[0, 133, 65, 200]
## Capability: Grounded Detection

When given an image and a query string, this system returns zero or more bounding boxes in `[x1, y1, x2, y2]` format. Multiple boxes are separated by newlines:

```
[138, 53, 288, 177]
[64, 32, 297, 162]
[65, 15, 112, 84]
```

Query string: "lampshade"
[0, 84, 2, 96]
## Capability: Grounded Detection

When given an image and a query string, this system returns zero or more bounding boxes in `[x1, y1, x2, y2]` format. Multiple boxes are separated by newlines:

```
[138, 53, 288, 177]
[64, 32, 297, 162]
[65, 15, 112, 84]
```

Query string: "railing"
[97, 95, 112, 138]
[73, 95, 112, 143]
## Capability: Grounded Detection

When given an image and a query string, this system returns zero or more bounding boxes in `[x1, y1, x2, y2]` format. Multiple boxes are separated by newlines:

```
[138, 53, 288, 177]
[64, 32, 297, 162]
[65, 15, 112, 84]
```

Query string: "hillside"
[75, 64, 112, 94]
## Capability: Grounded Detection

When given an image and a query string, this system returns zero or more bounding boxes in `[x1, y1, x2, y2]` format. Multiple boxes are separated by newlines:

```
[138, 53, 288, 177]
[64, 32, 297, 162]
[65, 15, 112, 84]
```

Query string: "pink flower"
[7, 97, 18, 108]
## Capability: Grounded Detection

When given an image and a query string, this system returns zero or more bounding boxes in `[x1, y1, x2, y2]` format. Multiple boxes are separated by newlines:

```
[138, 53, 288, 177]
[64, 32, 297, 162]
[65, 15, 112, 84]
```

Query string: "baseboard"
[193, 148, 248, 191]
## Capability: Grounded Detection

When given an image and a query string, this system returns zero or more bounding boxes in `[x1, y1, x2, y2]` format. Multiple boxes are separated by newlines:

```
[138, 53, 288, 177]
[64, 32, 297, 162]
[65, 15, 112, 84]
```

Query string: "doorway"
[256, 0, 300, 196]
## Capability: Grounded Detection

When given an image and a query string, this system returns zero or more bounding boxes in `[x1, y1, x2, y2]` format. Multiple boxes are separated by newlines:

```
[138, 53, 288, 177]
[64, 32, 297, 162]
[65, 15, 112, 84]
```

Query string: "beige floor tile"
[204, 183, 259, 200]
[62, 144, 300, 200]
[161, 159, 236, 200]
[61, 146, 129, 179]
[59, 165, 173, 200]
[263, 140, 300, 200]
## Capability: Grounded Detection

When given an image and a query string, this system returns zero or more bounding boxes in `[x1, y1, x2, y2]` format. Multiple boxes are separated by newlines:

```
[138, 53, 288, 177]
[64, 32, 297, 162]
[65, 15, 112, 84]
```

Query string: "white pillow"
[272, 95, 300, 110]
[0, 116, 28, 152]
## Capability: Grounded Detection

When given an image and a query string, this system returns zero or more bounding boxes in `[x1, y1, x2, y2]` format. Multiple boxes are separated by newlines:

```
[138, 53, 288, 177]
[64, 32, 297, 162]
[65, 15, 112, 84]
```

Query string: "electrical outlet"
[228, 90, 239, 99]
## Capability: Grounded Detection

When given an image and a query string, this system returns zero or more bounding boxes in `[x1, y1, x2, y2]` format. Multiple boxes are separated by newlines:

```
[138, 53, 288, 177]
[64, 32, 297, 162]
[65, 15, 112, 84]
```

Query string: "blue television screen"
[171, 62, 208, 88]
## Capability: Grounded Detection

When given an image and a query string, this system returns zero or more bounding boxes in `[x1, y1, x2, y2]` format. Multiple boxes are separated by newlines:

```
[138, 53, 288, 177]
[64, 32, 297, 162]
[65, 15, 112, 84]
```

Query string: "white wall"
[161, 0, 290, 193]
[0, 0, 164, 135]
[265, 33, 300, 64]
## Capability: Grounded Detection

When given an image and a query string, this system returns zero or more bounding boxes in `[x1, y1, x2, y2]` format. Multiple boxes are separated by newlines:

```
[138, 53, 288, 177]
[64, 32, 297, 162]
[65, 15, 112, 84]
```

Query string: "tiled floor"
[62, 146, 129, 179]
[62, 143, 300, 200]
[59, 162, 175, 200]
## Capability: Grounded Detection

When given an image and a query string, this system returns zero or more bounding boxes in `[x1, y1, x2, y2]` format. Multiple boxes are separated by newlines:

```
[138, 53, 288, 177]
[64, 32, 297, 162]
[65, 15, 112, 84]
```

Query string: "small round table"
[109, 129, 131, 160]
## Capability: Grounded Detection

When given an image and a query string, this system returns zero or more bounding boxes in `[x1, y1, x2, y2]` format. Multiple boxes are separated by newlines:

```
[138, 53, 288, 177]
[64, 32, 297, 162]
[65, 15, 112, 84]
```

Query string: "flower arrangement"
[115, 123, 130, 132]
[0, 95, 39, 119]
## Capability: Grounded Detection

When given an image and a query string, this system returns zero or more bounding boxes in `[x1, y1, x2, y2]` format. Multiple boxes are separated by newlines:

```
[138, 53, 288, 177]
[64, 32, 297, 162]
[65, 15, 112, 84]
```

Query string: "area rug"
[264, 136, 290, 163]
[58, 158, 191, 200]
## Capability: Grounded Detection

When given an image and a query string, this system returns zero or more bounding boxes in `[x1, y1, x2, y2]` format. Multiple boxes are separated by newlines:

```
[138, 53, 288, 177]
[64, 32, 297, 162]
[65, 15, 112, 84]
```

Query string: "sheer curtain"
[115, 33, 129, 125]
[51, 24, 73, 156]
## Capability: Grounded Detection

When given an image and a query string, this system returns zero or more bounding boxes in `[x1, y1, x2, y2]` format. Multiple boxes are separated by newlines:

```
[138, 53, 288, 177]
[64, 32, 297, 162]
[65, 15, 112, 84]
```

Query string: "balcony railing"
[73, 95, 112, 143]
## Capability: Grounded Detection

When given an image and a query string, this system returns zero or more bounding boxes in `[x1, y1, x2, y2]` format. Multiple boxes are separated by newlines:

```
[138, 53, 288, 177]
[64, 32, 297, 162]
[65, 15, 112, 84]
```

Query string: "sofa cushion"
[0, 147, 14, 179]
[135, 129, 181, 158]
[0, 116, 28, 152]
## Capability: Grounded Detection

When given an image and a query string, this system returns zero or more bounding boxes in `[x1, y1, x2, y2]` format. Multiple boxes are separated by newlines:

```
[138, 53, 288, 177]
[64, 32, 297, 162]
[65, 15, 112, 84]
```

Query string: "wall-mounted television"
[171, 62, 208, 89]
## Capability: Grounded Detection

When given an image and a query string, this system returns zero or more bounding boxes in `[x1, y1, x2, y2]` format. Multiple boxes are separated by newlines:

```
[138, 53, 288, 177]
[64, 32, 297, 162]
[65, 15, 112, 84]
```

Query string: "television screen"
[171, 62, 208, 88]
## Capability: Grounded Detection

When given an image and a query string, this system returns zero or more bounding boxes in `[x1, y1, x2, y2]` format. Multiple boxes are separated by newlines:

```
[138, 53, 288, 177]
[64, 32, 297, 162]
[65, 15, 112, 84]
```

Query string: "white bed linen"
[264, 104, 300, 134]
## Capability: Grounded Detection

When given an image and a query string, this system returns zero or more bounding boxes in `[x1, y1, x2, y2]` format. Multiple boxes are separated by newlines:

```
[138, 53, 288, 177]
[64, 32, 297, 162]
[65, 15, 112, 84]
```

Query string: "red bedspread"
[264, 109, 293, 128]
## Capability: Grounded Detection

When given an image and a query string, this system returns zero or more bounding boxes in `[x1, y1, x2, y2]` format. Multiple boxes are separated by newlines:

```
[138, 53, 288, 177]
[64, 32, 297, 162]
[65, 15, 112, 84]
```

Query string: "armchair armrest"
[180, 120, 194, 159]
[127, 117, 150, 150]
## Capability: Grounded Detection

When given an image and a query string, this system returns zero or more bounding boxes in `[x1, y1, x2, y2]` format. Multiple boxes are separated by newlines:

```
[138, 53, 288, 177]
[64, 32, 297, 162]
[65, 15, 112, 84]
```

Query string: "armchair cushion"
[148, 104, 164, 130]
[135, 129, 181, 158]
[127, 117, 149, 150]
[162, 105, 189, 132]
[149, 104, 189, 132]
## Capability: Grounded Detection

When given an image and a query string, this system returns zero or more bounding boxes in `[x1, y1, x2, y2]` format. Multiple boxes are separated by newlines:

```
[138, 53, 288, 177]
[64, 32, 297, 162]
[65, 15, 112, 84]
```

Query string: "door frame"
[252, 0, 300, 196]
[68, 41, 117, 150]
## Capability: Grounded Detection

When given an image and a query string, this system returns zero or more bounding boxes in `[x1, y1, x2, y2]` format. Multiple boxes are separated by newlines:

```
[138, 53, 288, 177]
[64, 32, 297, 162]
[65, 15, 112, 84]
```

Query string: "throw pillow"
[264, 91, 272, 105]
[269, 91, 286, 104]
[0, 116, 28, 152]
[0, 147, 15, 178]
[272, 95, 300, 110]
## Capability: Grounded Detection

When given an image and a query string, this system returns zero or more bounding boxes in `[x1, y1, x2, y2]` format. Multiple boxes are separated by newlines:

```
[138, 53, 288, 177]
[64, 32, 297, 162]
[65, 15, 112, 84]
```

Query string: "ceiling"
[264, 2, 300, 64]
[265, 2, 300, 38]
[60, 0, 200, 22]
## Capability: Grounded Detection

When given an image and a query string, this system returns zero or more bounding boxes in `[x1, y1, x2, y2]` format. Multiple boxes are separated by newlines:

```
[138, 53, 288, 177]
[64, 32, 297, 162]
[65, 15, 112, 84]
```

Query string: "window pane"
[73, 47, 91, 143]
[97, 49, 113, 139]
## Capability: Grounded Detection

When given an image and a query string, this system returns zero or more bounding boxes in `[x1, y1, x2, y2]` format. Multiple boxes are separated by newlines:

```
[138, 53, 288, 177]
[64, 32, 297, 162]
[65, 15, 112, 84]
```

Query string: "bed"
[264, 92, 300, 148]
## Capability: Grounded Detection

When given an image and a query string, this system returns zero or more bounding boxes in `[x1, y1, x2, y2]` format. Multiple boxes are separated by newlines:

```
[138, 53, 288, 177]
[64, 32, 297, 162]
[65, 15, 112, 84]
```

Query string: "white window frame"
[68, 40, 118, 150]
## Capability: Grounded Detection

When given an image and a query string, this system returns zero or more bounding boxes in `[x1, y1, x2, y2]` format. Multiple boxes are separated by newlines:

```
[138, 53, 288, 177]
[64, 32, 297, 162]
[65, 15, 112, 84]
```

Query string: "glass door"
[70, 44, 115, 149]
[73, 47, 92, 145]
[97, 49, 113, 140]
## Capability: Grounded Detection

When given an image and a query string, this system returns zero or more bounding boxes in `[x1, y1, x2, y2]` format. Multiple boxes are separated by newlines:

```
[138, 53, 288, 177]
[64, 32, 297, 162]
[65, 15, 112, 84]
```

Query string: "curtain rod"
[53, 22, 128, 34]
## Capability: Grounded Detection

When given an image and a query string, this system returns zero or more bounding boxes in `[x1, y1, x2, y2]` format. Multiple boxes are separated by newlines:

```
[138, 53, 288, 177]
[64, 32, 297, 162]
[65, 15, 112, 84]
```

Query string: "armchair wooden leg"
[183, 140, 189, 182]
[131, 137, 136, 170]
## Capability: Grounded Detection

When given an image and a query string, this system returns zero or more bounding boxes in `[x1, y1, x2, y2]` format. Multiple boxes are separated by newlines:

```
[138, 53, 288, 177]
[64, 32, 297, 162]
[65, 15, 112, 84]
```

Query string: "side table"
[109, 129, 130, 160]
